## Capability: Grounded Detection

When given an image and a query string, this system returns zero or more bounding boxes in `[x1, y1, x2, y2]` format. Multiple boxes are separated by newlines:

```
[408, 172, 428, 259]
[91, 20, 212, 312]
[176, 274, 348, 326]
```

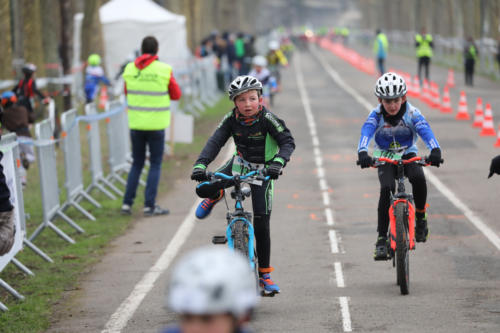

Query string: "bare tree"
[0, 0, 12, 79]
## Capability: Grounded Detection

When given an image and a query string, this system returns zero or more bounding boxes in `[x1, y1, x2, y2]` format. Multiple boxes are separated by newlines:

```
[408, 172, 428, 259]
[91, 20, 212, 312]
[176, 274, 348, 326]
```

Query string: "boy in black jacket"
[191, 75, 295, 296]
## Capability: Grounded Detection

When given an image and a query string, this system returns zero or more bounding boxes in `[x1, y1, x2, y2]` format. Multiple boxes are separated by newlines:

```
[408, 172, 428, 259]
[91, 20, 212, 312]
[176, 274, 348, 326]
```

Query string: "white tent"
[99, 0, 191, 80]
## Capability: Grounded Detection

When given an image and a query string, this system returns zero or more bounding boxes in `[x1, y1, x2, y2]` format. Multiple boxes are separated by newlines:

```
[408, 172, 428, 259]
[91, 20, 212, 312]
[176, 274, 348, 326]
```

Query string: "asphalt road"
[47, 43, 500, 333]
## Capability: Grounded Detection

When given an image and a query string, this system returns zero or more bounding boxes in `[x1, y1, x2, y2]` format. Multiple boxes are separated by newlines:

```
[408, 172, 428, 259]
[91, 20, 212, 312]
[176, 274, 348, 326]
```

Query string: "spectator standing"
[464, 36, 478, 86]
[373, 29, 389, 75]
[121, 36, 182, 216]
[0, 106, 15, 255]
[415, 28, 434, 83]
[234, 33, 246, 75]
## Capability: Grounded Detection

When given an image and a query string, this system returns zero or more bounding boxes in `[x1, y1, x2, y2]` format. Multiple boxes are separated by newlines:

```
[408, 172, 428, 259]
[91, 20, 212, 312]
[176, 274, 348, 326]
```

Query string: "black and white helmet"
[228, 75, 263, 101]
[374, 72, 407, 99]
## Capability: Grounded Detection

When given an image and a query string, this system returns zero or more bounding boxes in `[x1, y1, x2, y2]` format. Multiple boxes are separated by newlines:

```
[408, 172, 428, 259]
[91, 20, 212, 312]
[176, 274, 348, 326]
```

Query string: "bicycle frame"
[205, 171, 269, 270]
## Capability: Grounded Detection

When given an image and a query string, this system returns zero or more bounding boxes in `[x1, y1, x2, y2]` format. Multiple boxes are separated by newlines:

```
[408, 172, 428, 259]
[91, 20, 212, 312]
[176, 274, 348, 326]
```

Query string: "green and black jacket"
[195, 106, 295, 168]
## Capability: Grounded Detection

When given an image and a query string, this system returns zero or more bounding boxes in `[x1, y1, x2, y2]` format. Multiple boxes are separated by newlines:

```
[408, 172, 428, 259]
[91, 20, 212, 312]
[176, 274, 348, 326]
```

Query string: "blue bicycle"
[201, 170, 269, 289]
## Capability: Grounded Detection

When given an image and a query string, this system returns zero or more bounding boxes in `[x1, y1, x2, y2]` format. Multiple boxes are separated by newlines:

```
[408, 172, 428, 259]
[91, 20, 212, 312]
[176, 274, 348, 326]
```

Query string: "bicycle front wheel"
[232, 220, 250, 258]
[395, 202, 410, 295]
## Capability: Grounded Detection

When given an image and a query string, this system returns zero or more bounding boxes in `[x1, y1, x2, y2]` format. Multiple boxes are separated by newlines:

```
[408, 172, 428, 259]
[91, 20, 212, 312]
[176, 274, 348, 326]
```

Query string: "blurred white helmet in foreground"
[167, 246, 258, 318]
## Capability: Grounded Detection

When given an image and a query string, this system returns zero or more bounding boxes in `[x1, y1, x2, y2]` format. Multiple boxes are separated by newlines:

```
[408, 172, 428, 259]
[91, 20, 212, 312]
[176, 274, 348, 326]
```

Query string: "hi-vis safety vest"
[123, 60, 172, 130]
[415, 34, 433, 58]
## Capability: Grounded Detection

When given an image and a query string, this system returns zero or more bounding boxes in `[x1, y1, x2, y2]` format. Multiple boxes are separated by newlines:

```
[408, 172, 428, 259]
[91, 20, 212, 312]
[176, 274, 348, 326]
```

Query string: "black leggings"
[418, 56, 431, 81]
[196, 157, 274, 269]
[377, 156, 426, 237]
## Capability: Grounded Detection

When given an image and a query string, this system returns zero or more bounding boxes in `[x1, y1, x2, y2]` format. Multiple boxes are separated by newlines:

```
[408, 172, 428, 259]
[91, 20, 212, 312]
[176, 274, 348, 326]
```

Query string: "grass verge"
[0, 96, 232, 332]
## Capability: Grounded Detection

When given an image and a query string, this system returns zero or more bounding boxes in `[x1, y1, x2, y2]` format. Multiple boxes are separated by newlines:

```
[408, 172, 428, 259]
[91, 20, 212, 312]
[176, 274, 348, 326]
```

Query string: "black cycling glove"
[357, 151, 373, 169]
[488, 155, 500, 178]
[266, 161, 283, 180]
[427, 148, 442, 167]
[191, 166, 207, 181]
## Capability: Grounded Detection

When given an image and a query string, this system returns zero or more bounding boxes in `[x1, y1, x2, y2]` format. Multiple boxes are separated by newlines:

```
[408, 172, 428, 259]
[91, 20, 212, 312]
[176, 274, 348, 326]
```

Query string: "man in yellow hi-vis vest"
[415, 28, 434, 83]
[121, 36, 182, 216]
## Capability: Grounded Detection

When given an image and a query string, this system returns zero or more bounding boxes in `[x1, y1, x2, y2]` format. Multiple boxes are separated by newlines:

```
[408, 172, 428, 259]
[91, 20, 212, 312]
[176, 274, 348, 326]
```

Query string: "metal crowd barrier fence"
[29, 119, 84, 244]
[60, 109, 101, 220]
[105, 100, 130, 187]
[84, 103, 122, 199]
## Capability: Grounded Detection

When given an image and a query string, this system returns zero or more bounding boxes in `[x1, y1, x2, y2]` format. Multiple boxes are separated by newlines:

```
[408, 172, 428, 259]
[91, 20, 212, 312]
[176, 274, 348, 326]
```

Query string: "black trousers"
[465, 59, 475, 86]
[196, 157, 273, 269]
[377, 156, 426, 237]
[418, 56, 431, 81]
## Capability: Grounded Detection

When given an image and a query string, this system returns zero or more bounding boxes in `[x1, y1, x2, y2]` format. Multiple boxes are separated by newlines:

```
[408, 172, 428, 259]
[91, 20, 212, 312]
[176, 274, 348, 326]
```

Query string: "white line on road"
[322, 191, 331, 207]
[319, 178, 328, 191]
[101, 201, 199, 333]
[325, 207, 335, 226]
[334, 262, 345, 288]
[311, 45, 500, 252]
[329, 230, 339, 254]
[102, 144, 236, 332]
[339, 297, 353, 332]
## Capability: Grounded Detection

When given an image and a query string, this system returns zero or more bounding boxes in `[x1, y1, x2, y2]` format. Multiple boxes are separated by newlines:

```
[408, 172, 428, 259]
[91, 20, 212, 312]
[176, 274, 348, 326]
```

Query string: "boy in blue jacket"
[357, 72, 442, 259]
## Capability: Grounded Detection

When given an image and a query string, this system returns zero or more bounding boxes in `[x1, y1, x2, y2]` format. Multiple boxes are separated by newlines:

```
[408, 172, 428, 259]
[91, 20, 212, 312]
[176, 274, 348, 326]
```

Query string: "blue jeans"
[123, 129, 165, 208]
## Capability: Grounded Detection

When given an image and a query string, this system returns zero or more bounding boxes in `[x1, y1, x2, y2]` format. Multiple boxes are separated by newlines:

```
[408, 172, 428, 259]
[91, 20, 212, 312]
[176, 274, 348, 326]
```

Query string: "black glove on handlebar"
[266, 161, 283, 179]
[357, 151, 373, 169]
[191, 167, 208, 182]
[488, 155, 500, 178]
[427, 148, 442, 167]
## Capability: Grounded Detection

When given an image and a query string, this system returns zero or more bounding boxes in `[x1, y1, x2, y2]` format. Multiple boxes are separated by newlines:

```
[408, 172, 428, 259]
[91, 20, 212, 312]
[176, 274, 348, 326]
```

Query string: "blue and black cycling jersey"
[357, 101, 440, 155]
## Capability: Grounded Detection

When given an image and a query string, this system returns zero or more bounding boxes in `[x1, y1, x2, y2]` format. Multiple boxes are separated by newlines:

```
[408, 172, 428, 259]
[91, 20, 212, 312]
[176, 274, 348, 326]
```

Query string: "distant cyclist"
[190, 75, 295, 295]
[266, 40, 288, 89]
[84, 53, 111, 103]
[12, 63, 50, 119]
[357, 72, 442, 260]
[247, 55, 278, 108]
[163, 246, 257, 333]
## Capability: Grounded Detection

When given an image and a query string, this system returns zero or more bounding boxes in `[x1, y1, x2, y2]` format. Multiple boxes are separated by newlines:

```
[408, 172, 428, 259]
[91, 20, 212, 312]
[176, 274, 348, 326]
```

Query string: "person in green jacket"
[464, 36, 478, 86]
[373, 29, 389, 75]
[415, 28, 434, 83]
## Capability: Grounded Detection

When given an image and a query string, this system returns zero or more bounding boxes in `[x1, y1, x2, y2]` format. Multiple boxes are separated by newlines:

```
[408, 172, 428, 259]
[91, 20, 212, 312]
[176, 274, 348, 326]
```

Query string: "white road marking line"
[329, 230, 339, 253]
[319, 178, 328, 191]
[102, 144, 235, 332]
[317, 166, 325, 179]
[315, 155, 324, 168]
[313, 147, 321, 158]
[424, 169, 500, 250]
[312, 136, 320, 147]
[334, 262, 345, 288]
[323, 191, 331, 206]
[325, 207, 335, 226]
[311, 45, 500, 252]
[102, 201, 199, 333]
[339, 297, 353, 332]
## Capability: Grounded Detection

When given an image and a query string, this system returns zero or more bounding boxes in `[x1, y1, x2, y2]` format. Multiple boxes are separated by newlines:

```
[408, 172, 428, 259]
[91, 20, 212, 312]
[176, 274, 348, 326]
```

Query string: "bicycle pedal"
[373, 255, 392, 261]
[212, 235, 227, 244]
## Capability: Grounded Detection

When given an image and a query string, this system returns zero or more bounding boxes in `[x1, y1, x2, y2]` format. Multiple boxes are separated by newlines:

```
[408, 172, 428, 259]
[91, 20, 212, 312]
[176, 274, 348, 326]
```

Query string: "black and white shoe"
[143, 205, 170, 217]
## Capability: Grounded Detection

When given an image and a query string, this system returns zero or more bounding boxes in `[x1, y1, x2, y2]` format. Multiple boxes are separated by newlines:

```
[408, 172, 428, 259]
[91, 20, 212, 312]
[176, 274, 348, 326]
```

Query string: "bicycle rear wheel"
[395, 203, 410, 295]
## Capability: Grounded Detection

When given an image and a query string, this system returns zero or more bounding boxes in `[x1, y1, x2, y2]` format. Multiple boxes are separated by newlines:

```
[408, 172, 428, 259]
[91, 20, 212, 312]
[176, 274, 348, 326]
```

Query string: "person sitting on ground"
[0, 91, 35, 186]
[163, 246, 257, 333]
[247, 55, 278, 108]
[357, 72, 442, 260]
[190, 75, 295, 295]
[84, 53, 111, 104]
[12, 63, 50, 120]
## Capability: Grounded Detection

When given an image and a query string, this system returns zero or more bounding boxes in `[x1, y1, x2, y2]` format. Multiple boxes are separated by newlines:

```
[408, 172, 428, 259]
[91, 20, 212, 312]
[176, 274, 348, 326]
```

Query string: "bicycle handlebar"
[208, 170, 270, 182]
[355, 156, 444, 167]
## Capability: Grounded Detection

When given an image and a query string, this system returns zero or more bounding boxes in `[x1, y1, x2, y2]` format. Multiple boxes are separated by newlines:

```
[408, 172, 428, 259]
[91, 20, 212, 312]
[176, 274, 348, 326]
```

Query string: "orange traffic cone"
[421, 79, 430, 105]
[440, 85, 452, 113]
[447, 69, 455, 88]
[455, 90, 470, 120]
[494, 125, 500, 147]
[404, 73, 415, 97]
[99, 86, 109, 110]
[481, 103, 496, 136]
[472, 97, 484, 128]
[430, 82, 440, 109]
[413, 76, 421, 98]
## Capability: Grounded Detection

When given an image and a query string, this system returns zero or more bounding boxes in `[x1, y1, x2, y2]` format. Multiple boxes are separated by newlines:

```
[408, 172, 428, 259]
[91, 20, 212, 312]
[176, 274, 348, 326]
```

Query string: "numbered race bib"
[231, 156, 264, 186]
[373, 149, 403, 161]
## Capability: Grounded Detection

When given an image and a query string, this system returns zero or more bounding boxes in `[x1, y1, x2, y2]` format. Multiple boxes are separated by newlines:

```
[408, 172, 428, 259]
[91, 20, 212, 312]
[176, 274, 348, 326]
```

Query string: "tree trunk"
[22, 0, 46, 77]
[80, 0, 105, 65]
[0, 0, 12, 79]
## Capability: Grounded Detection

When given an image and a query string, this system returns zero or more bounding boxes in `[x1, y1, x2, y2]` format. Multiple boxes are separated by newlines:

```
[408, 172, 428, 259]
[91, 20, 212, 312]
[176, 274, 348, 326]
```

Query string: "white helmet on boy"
[268, 40, 280, 51]
[228, 75, 263, 100]
[252, 55, 267, 67]
[167, 247, 257, 317]
[374, 72, 407, 99]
